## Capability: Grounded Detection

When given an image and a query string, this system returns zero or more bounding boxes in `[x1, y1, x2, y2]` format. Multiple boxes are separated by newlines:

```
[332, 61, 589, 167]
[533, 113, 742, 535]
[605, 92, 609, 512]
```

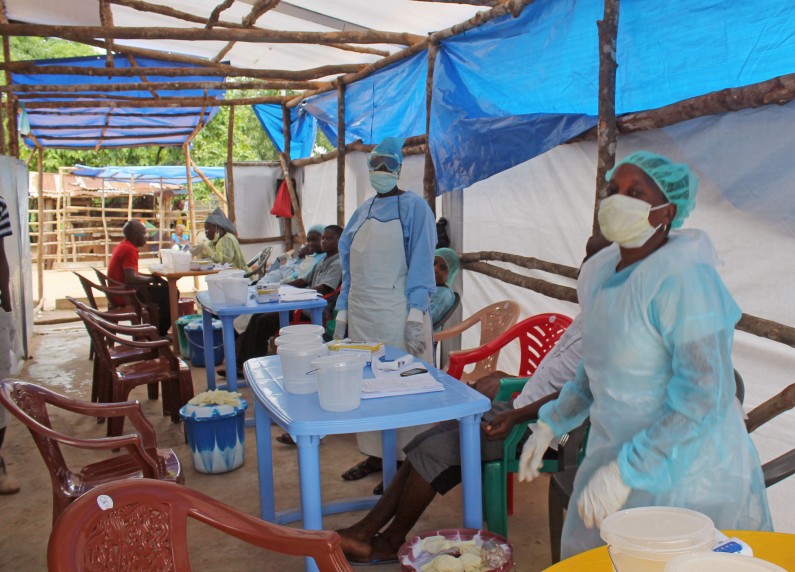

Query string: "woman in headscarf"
[192, 207, 246, 269]
[430, 247, 460, 329]
[518, 151, 772, 558]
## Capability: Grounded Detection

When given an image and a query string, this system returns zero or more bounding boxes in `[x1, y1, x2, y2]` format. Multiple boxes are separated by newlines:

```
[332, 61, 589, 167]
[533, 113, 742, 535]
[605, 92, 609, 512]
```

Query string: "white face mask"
[369, 171, 399, 194]
[598, 194, 668, 248]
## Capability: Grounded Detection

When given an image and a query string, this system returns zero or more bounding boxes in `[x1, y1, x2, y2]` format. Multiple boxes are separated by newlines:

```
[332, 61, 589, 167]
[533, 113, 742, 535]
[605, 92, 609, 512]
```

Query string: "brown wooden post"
[183, 142, 199, 290]
[593, 0, 620, 232]
[225, 105, 236, 224]
[100, 179, 110, 266]
[279, 103, 306, 244]
[335, 79, 346, 226]
[36, 146, 44, 302]
[127, 175, 134, 221]
[0, 86, 5, 156]
[423, 40, 438, 215]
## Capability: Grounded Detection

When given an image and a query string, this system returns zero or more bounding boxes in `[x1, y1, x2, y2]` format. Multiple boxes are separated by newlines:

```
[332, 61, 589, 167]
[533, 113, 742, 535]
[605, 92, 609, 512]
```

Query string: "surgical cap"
[205, 207, 236, 234]
[307, 224, 325, 235]
[369, 137, 405, 171]
[435, 248, 460, 286]
[606, 151, 698, 228]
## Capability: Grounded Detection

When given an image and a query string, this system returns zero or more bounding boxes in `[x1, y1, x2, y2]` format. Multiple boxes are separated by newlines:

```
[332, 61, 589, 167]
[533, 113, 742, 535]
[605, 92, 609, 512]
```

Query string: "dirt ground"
[0, 314, 555, 571]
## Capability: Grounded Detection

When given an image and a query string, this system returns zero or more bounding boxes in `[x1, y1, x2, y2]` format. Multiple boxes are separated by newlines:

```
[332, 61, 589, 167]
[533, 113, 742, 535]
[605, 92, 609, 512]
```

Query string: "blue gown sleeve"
[403, 193, 437, 312]
[618, 264, 741, 493]
[538, 359, 592, 437]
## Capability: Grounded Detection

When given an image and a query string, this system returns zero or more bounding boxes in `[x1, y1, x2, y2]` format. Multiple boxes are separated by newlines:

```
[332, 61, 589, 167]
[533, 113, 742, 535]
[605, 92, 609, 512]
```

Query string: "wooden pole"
[279, 104, 306, 244]
[127, 176, 134, 221]
[4, 79, 328, 94]
[184, 143, 199, 290]
[20, 95, 286, 109]
[0, 23, 424, 46]
[100, 179, 110, 266]
[189, 157, 227, 206]
[335, 80, 346, 227]
[55, 167, 63, 267]
[226, 105, 236, 225]
[0, 84, 5, 156]
[423, 40, 438, 214]
[36, 146, 44, 302]
[592, 0, 620, 233]
[157, 183, 165, 253]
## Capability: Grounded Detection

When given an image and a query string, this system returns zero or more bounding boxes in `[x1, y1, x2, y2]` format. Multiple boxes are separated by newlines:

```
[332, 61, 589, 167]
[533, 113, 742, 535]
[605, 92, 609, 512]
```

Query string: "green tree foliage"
[7, 38, 289, 198]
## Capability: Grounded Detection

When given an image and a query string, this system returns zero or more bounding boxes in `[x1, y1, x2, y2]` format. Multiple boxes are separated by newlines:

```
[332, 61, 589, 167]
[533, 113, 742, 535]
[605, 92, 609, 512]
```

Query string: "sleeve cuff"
[407, 307, 424, 323]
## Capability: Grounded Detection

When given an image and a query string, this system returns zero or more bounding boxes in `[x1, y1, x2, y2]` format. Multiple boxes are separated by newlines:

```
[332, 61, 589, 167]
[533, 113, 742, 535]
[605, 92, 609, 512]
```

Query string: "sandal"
[341, 456, 383, 481]
[275, 433, 296, 446]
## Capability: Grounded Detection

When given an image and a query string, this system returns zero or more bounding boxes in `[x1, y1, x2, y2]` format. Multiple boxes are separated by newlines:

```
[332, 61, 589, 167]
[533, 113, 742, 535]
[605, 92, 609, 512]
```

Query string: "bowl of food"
[398, 528, 514, 572]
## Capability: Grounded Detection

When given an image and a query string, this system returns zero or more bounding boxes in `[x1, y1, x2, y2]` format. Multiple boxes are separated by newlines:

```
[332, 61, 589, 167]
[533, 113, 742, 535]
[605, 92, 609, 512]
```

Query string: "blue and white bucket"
[179, 398, 247, 474]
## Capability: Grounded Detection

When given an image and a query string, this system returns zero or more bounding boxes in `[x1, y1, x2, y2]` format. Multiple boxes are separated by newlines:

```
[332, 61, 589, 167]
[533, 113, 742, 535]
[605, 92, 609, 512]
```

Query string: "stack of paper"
[361, 374, 444, 399]
[278, 285, 321, 302]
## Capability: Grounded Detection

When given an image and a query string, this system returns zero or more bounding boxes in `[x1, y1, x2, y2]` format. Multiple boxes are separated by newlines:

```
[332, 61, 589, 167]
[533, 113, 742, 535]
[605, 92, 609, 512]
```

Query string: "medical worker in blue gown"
[518, 151, 772, 559]
[335, 137, 437, 486]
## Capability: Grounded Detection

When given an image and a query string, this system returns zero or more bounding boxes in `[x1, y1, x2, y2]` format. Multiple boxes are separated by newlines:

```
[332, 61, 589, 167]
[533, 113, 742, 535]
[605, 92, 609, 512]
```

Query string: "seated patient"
[234, 225, 343, 371]
[430, 248, 460, 330]
[263, 224, 326, 284]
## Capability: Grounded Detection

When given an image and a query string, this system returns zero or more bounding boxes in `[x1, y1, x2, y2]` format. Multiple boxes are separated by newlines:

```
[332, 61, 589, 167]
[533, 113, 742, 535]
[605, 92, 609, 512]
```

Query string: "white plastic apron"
[349, 216, 432, 459]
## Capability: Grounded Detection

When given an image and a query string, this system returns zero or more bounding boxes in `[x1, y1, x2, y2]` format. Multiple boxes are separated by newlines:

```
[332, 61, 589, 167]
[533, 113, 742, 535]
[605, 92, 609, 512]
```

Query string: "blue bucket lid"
[180, 398, 248, 421]
[185, 319, 223, 332]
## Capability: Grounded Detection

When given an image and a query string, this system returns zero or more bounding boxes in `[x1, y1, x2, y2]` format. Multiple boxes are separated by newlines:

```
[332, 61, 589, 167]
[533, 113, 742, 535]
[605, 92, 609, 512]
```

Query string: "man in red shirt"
[108, 220, 172, 335]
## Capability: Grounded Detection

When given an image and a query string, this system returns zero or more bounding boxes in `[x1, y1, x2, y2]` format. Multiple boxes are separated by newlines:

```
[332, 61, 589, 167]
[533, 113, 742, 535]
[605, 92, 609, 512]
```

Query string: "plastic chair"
[432, 291, 461, 366]
[67, 296, 152, 408]
[0, 380, 184, 526]
[47, 479, 353, 572]
[92, 267, 125, 289]
[436, 300, 520, 382]
[445, 313, 573, 538]
[244, 245, 273, 282]
[745, 380, 795, 487]
[78, 309, 195, 437]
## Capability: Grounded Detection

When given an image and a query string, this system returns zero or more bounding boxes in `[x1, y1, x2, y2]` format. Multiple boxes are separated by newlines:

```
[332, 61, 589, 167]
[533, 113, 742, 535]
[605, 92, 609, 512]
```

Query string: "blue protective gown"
[337, 190, 436, 315]
[539, 229, 772, 559]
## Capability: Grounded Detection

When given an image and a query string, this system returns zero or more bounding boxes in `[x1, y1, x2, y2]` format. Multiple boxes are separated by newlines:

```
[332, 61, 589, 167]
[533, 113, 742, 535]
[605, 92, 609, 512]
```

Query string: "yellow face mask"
[598, 194, 668, 249]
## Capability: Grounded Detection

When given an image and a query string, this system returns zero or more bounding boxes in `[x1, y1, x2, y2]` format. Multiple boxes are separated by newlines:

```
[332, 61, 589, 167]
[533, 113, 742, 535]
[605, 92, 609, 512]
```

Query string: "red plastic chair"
[446, 313, 573, 537]
[48, 480, 353, 572]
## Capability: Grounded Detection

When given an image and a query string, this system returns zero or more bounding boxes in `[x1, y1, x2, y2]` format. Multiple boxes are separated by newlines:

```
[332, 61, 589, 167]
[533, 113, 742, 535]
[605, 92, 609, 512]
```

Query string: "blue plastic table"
[195, 290, 328, 392]
[245, 348, 491, 572]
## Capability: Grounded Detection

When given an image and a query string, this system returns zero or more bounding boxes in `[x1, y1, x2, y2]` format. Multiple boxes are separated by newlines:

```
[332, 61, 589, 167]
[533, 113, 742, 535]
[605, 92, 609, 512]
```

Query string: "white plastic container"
[312, 354, 365, 412]
[274, 334, 324, 348]
[206, 274, 226, 305]
[277, 342, 329, 394]
[665, 553, 786, 572]
[221, 277, 249, 306]
[172, 250, 191, 272]
[160, 249, 174, 272]
[219, 269, 246, 279]
[600, 507, 716, 572]
[279, 324, 325, 337]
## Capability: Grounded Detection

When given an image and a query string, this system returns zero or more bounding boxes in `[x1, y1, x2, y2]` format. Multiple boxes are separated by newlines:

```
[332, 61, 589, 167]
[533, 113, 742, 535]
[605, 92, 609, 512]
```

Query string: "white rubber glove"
[189, 243, 207, 258]
[404, 308, 426, 357]
[333, 310, 347, 340]
[577, 460, 631, 529]
[517, 420, 555, 483]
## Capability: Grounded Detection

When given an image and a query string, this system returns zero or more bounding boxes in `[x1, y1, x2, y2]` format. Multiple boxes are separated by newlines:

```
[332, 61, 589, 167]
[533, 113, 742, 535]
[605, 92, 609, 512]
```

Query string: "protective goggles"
[367, 153, 401, 172]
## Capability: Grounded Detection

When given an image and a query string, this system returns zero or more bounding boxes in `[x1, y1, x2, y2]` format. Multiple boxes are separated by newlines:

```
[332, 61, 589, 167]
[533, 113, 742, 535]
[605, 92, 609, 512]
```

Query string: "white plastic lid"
[311, 354, 365, 369]
[277, 342, 327, 356]
[600, 507, 715, 556]
[275, 334, 324, 347]
[279, 324, 325, 336]
[219, 269, 245, 277]
[665, 553, 786, 571]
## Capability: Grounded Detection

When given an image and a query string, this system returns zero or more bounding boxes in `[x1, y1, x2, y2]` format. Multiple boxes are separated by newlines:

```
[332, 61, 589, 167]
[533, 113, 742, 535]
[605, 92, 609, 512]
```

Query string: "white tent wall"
[460, 102, 795, 533]
[0, 156, 33, 367]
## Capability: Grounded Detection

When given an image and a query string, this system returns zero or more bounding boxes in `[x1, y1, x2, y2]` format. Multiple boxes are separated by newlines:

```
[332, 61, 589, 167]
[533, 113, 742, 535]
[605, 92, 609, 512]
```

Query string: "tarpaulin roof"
[251, 104, 316, 160]
[72, 165, 224, 185]
[15, 54, 224, 149]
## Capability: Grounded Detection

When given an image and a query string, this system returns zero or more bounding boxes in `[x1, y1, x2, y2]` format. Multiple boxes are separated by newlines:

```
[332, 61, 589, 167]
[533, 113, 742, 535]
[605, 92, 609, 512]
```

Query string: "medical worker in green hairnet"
[518, 151, 772, 558]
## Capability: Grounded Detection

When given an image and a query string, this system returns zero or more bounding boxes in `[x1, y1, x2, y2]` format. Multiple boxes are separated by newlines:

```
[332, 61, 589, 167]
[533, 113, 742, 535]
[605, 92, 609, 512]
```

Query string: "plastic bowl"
[398, 528, 514, 572]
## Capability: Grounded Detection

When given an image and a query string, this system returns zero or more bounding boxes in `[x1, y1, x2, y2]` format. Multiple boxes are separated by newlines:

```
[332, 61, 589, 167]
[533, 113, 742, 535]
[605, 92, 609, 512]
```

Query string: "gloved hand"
[517, 420, 555, 482]
[189, 243, 206, 258]
[577, 460, 631, 529]
[333, 310, 347, 340]
[404, 308, 426, 357]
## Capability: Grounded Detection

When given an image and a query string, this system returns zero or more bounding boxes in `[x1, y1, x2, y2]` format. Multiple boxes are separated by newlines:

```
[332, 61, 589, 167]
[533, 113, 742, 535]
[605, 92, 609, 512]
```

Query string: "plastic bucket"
[665, 553, 786, 572]
[172, 250, 191, 272]
[277, 342, 329, 394]
[220, 277, 249, 306]
[312, 354, 364, 412]
[274, 334, 324, 348]
[185, 319, 225, 367]
[180, 399, 248, 474]
[279, 324, 325, 337]
[176, 314, 202, 358]
[600, 507, 716, 572]
[161, 249, 174, 272]
[177, 297, 195, 317]
[206, 275, 226, 305]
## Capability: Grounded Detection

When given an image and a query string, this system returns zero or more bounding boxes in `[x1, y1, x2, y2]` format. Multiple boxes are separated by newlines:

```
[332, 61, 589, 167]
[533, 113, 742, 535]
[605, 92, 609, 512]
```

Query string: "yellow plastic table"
[544, 530, 795, 571]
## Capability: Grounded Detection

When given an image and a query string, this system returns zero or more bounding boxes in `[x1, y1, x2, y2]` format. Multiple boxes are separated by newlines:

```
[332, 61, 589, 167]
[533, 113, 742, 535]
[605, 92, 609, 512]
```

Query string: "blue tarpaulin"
[301, 50, 428, 146]
[15, 54, 225, 150]
[251, 104, 317, 159]
[72, 165, 225, 185]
